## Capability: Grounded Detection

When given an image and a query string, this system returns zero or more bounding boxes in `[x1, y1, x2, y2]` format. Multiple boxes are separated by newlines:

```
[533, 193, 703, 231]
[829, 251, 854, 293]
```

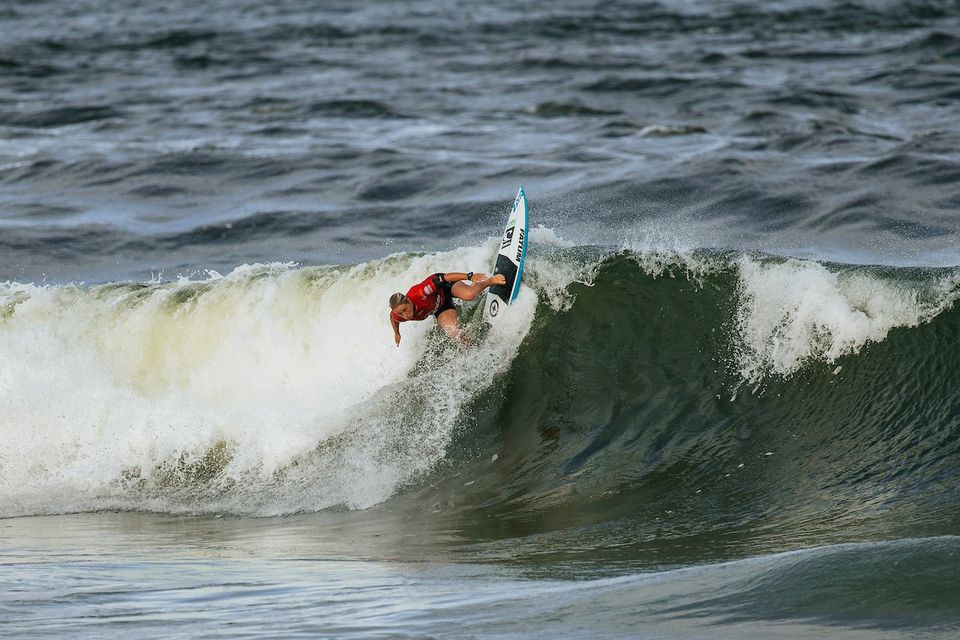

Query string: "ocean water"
[2, 0, 960, 637]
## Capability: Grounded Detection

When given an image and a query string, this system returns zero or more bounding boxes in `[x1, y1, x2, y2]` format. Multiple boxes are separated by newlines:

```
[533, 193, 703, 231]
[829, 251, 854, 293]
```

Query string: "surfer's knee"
[442, 324, 460, 339]
[442, 322, 471, 346]
[435, 309, 463, 338]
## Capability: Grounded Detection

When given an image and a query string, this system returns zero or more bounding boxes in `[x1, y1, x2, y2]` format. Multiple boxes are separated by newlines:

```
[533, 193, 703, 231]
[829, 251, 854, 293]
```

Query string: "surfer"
[389, 272, 506, 346]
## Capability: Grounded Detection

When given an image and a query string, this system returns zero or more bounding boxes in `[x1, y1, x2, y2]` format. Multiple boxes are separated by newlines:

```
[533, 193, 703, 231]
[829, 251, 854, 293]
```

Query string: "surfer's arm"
[390, 315, 401, 346]
[441, 272, 473, 283]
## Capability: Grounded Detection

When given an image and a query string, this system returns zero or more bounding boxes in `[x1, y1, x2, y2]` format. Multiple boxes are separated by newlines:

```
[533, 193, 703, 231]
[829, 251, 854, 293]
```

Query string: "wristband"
[467, 271, 474, 281]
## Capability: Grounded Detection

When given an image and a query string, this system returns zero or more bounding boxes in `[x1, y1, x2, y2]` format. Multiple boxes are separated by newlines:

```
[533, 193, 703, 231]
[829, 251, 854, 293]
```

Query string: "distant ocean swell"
[1, 242, 958, 555]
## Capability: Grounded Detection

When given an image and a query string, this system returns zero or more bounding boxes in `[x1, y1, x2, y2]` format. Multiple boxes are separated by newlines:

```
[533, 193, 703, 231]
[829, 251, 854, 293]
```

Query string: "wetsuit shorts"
[432, 273, 455, 317]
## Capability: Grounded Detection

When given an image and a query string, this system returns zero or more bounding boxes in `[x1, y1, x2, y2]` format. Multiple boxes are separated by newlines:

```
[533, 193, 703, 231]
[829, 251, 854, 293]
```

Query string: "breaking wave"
[1, 242, 958, 543]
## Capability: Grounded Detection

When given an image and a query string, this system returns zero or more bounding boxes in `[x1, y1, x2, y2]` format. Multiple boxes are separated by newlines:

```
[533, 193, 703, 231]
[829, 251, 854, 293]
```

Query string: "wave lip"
[733, 254, 958, 381]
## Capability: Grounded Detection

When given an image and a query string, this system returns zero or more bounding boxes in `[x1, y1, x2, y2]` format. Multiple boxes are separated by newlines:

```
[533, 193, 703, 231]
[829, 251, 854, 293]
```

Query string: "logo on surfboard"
[501, 226, 514, 249]
[489, 299, 500, 317]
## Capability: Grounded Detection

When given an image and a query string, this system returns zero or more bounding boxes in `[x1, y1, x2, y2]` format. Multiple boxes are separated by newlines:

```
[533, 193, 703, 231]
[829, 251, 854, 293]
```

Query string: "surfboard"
[483, 186, 528, 323]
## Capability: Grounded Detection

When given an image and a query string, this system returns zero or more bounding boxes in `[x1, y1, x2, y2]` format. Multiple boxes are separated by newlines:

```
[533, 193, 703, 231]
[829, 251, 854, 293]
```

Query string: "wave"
[1, 243, 958, 559]
[393, 538, 960, 635]
[0, 105, 123, 128]
[525, 102, 621, 118]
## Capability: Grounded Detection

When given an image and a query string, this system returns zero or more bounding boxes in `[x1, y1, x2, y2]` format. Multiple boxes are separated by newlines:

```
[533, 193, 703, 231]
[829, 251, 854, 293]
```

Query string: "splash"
[0, 245, 537, 517]
[733, 256, 957, 381]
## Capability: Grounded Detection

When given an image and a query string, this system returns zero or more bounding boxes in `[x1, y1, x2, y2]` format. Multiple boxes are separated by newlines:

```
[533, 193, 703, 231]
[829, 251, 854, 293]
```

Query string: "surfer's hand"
[394, 332, 401, 347]
[490, 274, 506, 286]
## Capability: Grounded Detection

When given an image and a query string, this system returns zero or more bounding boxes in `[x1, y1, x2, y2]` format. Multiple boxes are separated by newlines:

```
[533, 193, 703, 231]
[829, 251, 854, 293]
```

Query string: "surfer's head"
[389, 293, 414, 320]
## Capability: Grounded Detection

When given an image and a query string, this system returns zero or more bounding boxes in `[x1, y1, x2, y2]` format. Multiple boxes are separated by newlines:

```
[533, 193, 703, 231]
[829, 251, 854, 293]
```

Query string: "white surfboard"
[483, 186, 528, 323]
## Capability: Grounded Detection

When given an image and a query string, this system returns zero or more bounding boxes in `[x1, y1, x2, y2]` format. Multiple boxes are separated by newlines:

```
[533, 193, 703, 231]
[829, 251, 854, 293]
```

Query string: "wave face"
[2, 243, 958, 557]
[438, 251, 960, 562]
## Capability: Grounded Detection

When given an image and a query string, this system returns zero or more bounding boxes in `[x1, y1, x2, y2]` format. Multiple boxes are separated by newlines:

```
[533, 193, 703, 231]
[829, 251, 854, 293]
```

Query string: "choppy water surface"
[2, 0, 959, 638]
[3, 0, 960, 280]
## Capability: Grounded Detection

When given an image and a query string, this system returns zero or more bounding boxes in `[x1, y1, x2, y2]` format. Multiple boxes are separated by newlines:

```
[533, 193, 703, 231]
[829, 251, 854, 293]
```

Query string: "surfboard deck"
[483, 186, 528, 322]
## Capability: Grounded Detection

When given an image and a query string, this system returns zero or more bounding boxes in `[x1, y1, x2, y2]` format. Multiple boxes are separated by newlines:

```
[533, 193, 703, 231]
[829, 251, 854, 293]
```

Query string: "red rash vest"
[391, 274, 448, 323]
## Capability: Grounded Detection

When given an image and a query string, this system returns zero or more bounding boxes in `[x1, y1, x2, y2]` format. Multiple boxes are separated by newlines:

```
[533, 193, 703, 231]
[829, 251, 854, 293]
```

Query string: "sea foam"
[0, 243, 537, 517]
[733, 256, 957, 382]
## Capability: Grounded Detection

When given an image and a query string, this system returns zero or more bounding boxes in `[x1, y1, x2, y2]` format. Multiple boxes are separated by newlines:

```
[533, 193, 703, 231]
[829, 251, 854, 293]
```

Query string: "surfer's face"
[395, 302, 414, 320]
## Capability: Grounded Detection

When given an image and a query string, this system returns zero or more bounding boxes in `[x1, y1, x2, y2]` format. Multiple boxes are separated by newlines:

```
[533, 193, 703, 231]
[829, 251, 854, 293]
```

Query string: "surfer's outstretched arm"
[449, 272, 506, 301]
[390, 315, 401, 346]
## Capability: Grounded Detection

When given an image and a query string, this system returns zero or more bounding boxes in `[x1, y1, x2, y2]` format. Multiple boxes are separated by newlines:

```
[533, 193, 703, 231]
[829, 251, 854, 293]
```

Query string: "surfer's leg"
[451, 275, 505, 301]
[436, 309, 471, 345]
[451, 281, 482, 301]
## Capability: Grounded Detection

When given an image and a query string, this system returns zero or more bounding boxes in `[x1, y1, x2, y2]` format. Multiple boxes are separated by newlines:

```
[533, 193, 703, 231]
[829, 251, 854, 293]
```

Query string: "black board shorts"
[431, 273, 456, 317]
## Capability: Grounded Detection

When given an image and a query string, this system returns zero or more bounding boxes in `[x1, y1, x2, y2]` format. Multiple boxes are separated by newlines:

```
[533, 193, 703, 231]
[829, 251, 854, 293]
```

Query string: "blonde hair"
[389, 293, 409, 309]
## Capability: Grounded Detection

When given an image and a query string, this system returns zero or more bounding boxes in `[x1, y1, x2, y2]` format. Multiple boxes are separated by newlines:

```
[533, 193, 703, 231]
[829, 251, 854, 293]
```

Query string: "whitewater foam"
[733, 256, 958, 382]
[612, 247, 959, 383]
[0, 244, 540, 517]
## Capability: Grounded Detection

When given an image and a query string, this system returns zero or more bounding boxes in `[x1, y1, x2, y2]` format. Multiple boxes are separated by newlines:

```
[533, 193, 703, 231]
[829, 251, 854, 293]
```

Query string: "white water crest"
[733, 256, 958, 382]
[620, 247, 959, 383]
